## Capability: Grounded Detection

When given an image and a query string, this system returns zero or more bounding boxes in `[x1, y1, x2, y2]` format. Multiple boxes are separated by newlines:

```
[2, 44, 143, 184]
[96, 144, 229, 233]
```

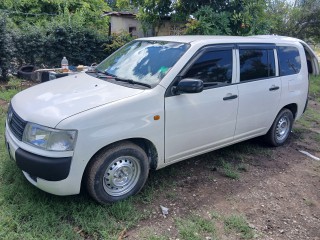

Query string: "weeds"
[298, 108, 320, 128]
[224, 215, 254, 239]
[138, 227, 169, 240]
[303, 198, 315, 207]
[221, 160, 240, 180]
[0, 88, 20, 102]
[309, 75, 320, 101]
[176, 215, 216, 240]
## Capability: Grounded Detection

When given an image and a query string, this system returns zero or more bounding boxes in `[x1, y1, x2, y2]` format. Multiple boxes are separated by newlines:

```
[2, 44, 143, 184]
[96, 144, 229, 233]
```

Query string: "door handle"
[269, 85, 280, 91]
[223, 94, 238, 101]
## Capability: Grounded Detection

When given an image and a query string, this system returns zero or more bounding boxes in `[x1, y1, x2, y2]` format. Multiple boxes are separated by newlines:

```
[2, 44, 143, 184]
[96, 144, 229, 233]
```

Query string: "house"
[103, 11, 146, 38]
[104, 11, 185, 37]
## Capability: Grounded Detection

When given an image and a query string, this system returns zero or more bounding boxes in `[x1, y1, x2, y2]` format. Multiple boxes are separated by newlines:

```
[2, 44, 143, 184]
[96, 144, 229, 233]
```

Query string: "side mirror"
[174, 78, 204, 94]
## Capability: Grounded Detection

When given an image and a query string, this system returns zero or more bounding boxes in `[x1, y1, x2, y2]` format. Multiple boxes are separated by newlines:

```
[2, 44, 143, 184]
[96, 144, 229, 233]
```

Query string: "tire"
[265, 108, 294, 147]
[17, 65, 36, 81]
[86, 141, 149, 204]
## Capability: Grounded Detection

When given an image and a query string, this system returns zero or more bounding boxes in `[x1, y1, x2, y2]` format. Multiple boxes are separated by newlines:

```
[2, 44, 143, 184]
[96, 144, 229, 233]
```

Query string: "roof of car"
[137, 35, 301, 45]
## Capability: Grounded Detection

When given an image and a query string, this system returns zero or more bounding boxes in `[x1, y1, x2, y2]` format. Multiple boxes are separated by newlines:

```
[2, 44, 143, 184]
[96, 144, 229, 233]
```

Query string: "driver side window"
[184, 50, 233, 86]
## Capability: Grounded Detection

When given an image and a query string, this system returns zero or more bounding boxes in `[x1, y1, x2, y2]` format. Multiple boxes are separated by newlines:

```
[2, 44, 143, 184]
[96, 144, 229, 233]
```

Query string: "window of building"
[129, 27, 137, 37]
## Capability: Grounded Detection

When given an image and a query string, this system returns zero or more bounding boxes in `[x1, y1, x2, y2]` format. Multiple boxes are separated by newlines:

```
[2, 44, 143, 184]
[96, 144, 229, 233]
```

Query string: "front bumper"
[15, 148, 72, 181]
[5, 123, 80, 196]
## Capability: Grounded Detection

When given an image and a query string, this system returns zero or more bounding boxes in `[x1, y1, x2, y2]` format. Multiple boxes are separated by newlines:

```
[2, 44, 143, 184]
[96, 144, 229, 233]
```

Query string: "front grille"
[8, 105, 27, 141]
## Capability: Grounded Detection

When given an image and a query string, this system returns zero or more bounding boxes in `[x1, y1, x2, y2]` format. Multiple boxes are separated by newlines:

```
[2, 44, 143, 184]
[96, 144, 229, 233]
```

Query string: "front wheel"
[264, 108, 294, 147]
[86, 141, 149, 204]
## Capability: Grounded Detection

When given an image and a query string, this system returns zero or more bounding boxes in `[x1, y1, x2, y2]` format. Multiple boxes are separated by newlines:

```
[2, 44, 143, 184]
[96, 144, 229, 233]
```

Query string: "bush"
[13, 24, 108, 68]
[0, 13, 14, 81]
[0, 14, 132, 76]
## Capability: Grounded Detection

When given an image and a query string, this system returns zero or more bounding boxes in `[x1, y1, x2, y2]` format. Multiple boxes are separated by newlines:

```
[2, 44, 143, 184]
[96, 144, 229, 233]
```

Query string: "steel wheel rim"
[103, 156, 141, 197]
[276, 115, 290, 141]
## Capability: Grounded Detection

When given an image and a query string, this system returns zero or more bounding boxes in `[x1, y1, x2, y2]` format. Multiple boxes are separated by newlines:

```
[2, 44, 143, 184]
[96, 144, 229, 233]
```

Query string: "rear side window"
[184, 50, 232, 85]
[277, 46, 301, 76]
[240, 49, 276, 81]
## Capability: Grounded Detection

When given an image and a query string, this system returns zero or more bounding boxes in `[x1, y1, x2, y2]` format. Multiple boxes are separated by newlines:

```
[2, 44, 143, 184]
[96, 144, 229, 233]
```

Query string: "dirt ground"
[1, 83, 319, 239]
[127, 101, 320, 240]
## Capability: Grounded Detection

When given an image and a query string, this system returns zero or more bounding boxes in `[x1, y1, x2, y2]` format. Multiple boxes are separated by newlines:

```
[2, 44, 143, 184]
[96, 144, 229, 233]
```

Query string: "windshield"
[96, 40, 190, 85]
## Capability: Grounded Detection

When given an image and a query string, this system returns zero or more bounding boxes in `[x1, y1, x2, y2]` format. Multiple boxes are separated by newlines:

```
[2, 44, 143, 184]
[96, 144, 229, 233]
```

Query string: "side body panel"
[164, 85, 239, 162]
[277, 43, 309, 121]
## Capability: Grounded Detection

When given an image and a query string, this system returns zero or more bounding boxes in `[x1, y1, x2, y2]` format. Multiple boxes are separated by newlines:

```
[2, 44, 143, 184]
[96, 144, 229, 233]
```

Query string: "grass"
[138, 227, 170, 240]
[176, 215, 217, 240]
[303, 198, 316, 207]
[309, 75, 320, 100]
[220, 160, 240, 180]
[0, 88, 20, 102]
[0, 98, 143, 239]
[224, 215, 254, 239]
[0, 77, 24, 102]
[311, 132, 320, 143]
[297, 107, 320, 128]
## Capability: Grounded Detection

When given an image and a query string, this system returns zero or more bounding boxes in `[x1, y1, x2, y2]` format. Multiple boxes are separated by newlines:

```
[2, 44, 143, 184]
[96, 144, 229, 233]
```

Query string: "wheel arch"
[81, 138, 159, 190]
[282, 103, 298, 119]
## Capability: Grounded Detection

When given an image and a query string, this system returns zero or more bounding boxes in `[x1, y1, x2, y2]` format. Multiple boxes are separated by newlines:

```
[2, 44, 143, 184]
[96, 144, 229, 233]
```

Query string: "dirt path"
[127, 104, 320, 240]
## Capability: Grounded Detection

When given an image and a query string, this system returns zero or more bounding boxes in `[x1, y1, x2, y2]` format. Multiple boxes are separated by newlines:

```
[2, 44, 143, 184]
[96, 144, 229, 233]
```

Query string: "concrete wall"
[110, 16, 144, 38]
[156, 21, 185, 36]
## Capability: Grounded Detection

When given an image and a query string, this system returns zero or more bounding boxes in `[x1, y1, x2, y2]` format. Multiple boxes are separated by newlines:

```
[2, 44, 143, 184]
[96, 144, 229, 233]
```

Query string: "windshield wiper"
[95, 70, 151, 88]
[94, 70, 117, 79]
[114, 77, 152, 88]
[105, 71, 117, 78]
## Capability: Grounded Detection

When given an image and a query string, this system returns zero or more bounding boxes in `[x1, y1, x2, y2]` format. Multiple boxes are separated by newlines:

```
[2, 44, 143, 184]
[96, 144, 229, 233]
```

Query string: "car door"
[234, 44, 281, 140]
[165, 46, 239, 163]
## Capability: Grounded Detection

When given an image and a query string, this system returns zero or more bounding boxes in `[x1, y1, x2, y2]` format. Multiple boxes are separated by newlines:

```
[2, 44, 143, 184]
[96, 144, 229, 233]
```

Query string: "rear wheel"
[86, 142, 149, 204]
[265, 108, 293, 146]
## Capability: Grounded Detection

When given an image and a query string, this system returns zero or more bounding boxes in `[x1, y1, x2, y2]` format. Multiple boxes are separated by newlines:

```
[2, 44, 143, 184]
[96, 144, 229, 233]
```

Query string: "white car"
[5, 35, 319, 204]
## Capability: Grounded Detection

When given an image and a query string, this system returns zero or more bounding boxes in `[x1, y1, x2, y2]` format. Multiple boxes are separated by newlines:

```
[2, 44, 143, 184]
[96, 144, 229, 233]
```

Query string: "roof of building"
[103, 11, 136, 17]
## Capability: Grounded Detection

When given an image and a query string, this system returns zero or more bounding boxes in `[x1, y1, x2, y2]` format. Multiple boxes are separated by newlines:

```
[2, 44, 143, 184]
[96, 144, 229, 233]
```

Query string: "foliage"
[267, 0, 320, 42]
[104, 32, 133, 56]
[136, 0, 172, 36]
[184, 1, 269, 36]
[0, 0, 115, 80]
[0, 13, 14, 81]
[10, 23, 108, 68]
[185, 6, 232, 35]
[106, 0, 320, 41]
[231, 0, 270, 35]
[0, 0, 110, 31]
[0, 0, 135, 80]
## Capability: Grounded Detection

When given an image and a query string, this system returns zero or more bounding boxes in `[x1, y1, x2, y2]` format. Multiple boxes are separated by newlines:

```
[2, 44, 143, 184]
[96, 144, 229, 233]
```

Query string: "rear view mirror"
[174, 78, 204, 95]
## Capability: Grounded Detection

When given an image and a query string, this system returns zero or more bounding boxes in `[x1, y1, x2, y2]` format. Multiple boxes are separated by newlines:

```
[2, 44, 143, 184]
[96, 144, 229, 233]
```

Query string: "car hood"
[11, 73, 144, 128]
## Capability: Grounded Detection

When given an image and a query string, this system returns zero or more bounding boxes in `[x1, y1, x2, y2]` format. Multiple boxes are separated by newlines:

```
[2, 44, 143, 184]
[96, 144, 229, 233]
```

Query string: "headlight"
[22, 123, 77, 151]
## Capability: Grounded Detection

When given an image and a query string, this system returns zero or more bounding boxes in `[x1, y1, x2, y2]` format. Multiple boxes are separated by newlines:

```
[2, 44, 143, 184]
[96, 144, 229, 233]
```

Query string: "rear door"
[234, 44, 281, 140]
[165, 46, 239, 162]
[299, 41, 320, 75]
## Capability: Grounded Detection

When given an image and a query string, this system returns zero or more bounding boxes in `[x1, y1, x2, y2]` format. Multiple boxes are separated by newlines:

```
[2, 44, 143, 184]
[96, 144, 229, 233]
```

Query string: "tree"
[267, 0, 320, 42]
[230, 0, 270, 35]
[185, 6, 232, 35]
[184, 0, 270, 36]
[135, 0, 172, 36]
